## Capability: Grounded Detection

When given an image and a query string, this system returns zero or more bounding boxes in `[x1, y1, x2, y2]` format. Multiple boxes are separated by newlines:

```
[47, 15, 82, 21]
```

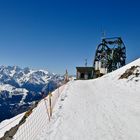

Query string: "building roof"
[76, 67, 94, 72]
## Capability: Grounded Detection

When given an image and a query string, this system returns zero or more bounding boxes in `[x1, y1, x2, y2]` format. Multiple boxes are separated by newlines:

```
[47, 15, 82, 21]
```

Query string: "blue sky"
[0, 0, 140, 74]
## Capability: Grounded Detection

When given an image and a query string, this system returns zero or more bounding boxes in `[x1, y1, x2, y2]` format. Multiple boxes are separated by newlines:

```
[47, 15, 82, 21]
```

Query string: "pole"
[49, 92, 52, 117]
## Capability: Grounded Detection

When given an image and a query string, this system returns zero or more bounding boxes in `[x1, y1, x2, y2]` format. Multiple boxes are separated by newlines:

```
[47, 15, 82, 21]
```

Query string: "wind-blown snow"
[1, 58, 140, 140]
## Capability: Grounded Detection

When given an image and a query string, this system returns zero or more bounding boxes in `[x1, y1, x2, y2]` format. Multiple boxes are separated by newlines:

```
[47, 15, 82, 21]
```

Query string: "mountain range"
[0, 65, 64, 122]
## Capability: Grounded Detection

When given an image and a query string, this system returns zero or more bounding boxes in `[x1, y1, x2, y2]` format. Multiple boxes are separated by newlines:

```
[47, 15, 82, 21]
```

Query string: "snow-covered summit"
[0, 65, 63, 87]
[1, 58, 140, 140]
[0, 65, 64, 122]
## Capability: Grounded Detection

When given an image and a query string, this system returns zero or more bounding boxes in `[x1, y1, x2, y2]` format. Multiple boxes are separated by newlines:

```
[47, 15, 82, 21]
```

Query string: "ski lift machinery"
[93, 37, 126, 76]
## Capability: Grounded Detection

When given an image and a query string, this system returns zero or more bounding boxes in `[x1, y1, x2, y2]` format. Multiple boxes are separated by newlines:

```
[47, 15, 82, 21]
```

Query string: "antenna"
[101, 30, 106, 40]
[64, 69, 69, 83]
[85, 58, 87, 67]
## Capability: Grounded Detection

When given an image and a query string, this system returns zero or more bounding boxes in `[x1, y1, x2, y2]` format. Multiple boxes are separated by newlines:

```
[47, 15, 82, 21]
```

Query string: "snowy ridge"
[0, 84, 28, 105]
[0, 65, 64, 122]
[0, 58, 140, 140]
[0, 84, 28, 95]
[0, 65, 63, 87]
[0, 113, 25, 138]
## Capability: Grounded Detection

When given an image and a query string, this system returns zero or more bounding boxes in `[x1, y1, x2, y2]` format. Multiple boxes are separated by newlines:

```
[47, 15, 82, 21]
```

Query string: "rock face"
[0, 66, 64, 122]
[119, 66, 140, 82]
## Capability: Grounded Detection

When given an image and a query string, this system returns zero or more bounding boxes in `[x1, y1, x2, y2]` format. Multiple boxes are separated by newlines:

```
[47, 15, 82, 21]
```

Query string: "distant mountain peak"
[0, 65, 64, 122]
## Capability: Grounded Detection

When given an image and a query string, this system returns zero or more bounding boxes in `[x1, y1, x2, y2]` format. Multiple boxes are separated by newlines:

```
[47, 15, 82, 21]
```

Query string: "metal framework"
[94, 37, 126, 72]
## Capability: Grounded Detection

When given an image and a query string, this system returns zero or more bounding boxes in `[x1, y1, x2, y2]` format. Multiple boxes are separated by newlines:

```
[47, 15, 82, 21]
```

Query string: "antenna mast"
[101, 30, 106, 41]
[85, 58, 87, 67]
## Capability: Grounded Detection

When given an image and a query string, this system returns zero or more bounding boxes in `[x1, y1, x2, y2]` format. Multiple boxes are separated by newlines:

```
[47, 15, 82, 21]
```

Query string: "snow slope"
[1, 58, 140, 140]
[0, 113, 25, 138]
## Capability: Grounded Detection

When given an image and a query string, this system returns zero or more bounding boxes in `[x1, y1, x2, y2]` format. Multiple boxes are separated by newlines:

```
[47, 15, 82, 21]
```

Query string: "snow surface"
[0, 113, 25, 138]
[0, 58, 140, 140]
[0, 84, 28, 93]
[0, 84, 28, 104]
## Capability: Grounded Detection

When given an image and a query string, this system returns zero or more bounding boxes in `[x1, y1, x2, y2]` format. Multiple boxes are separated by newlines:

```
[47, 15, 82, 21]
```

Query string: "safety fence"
[0, 83, 67, 140]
